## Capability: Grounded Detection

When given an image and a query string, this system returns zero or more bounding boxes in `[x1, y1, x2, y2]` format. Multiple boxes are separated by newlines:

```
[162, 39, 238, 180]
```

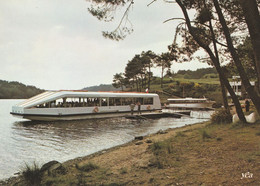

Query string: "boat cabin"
[11, 90, 161, 121]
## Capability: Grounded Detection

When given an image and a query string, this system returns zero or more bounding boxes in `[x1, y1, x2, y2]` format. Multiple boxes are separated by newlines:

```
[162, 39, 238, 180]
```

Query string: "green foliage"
[112, 73, 125, 91]
[226, 37, 257, 80]
[211, 108, 232, 124]
[203, 73, 218, 79]
[196, 8, 213, 24]
[151, 77, 162, 85]
[22, 162, 43, 186]
[161, 78, 219, 99]
[174, 68, 218, 79]
[0, 80, 44, 99]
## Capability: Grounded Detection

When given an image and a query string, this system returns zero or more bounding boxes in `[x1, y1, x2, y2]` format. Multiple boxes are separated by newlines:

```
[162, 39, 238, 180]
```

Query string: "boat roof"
[167, 97, 207, 101]
[15, 90, 159, 108]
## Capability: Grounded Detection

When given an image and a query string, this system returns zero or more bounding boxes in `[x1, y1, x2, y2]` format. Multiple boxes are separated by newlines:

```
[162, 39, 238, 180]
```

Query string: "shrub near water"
[211, 108, 232, 124]
[22, 162, 43, 186]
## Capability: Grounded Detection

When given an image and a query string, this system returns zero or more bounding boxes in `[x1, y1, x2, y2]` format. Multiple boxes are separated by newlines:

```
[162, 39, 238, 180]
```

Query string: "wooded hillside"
[0, 80, 44, 99]
[82, 84, 121, 91]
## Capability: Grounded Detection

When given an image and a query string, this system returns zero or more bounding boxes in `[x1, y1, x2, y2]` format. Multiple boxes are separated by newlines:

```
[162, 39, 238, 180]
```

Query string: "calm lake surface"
[0, 99, 212, 180]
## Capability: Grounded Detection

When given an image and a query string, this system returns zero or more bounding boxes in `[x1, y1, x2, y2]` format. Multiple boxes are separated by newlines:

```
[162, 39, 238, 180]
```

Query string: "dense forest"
[0, 80, 44, 99]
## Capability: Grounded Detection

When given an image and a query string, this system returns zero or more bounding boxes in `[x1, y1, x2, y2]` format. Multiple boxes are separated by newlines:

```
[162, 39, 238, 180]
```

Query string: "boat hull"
[10, 110, 161, 121]
[166, 103, 214, 111]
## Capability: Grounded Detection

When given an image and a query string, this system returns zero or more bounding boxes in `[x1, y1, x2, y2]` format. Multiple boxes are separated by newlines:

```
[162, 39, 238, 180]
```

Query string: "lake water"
[0, 99, 211, 180]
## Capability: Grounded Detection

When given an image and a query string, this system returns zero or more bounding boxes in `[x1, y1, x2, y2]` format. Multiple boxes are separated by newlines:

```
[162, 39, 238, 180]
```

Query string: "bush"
[22, 162, 43, 186]
[211, 108, 232, 124]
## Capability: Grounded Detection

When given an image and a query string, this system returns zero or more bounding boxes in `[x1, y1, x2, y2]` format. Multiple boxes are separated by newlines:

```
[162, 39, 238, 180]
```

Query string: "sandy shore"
[62, 122, 208, 170]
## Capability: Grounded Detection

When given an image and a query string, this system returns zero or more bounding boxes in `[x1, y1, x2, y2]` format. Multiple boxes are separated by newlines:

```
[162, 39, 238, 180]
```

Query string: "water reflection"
[12, 118, 139, 142]
[10, 118, 148, 166]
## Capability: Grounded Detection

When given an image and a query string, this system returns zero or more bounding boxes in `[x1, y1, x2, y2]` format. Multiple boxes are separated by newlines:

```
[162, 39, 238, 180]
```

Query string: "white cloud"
[0, 0, 209, 90]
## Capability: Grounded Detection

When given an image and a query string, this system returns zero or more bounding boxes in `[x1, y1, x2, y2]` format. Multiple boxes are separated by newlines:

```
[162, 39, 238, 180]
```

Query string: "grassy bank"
[5, 119, 260, 185]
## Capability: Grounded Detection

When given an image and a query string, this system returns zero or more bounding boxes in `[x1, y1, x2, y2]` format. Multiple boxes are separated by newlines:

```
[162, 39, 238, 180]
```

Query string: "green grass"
[76, 162, 99, 172]
[201, 130, 212, 140]
[119, 167, 128, 174]
[170, 77, 220, 85]
[150, 140, 175, 155]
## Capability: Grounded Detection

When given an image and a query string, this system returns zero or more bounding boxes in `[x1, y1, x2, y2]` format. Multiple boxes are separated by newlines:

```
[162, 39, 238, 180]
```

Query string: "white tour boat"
[166, 97, 214, 110]
[10, 90, 161, 121]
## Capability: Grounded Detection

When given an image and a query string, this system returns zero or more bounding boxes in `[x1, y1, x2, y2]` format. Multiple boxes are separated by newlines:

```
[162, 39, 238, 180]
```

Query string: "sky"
[0, 0, 210, 90]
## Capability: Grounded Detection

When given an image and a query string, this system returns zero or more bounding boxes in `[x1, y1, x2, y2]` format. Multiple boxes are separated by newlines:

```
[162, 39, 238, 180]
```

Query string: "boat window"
[32, 96, 155, 109]
[115, 98, 122, 106]
[86, 98, 100, 107]
[101, 98, 108, 106]
[109, 98, 121, 106]
[55, 98, 63, 107]
[67, 98, 81, 107]
[144, 98, 153, 105]
[136, 98, 144, 105]
[121, 98, 133, 105]
[109, 98, 114, 106]
[62, 97, 100, 107]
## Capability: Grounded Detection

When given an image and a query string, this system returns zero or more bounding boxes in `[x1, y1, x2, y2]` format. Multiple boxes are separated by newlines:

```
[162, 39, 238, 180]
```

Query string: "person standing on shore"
[137, 101, 141, 115]
[245, 99, 250, 112]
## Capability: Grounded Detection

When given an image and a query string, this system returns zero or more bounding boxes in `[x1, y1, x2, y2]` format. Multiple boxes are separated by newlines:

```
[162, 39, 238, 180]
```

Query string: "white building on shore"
[228, 76, 255, 98]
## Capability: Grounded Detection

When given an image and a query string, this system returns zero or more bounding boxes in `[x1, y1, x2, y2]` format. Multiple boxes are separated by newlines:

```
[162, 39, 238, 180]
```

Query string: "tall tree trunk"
[176, 0, 247, 122]
[144, 73, 147, 89]
[140, 74, 144, 89]
[148, 66, 151, 90]
[213, 0, 260, 115]
[135, 77, 139, 92]
[239, 0, 260, 93]
[161, 65, 164, 88]
[219, 77, 229, 109]
[208, 16, 230, 110]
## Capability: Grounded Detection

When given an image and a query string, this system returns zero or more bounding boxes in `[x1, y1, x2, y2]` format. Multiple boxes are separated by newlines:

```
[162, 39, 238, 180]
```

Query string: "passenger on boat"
[130, 103, 135, 115]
